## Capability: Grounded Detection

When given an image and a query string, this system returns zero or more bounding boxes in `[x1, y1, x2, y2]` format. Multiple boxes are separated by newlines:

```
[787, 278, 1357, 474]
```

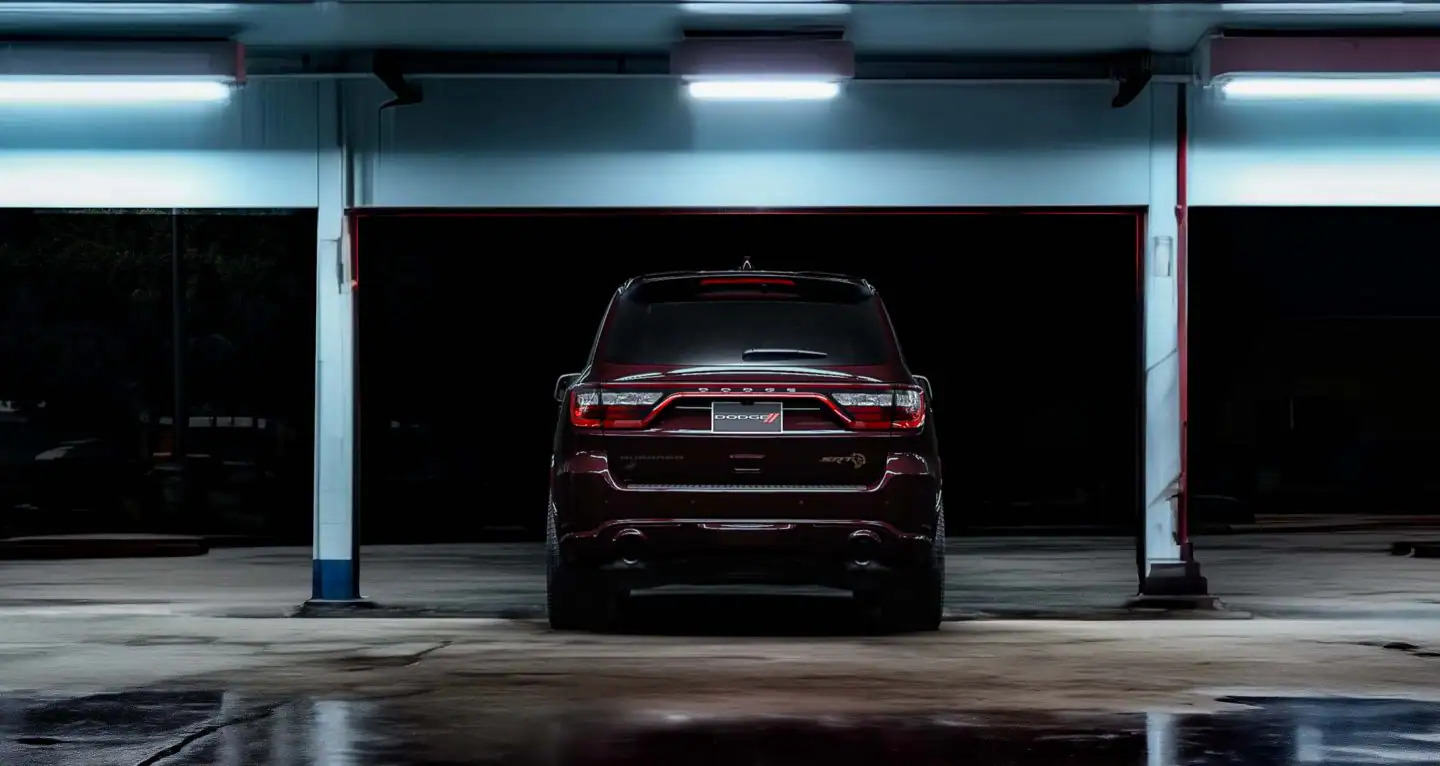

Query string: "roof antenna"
[740, 257, 753, 271]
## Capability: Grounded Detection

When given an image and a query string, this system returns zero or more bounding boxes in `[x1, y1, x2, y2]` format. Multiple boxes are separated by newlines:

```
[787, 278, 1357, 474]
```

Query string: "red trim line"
[233, 43, 247, 86]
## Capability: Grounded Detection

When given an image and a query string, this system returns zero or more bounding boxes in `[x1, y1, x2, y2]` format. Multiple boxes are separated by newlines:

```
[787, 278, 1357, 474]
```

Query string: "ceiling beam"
[245, 48, 1194, 82]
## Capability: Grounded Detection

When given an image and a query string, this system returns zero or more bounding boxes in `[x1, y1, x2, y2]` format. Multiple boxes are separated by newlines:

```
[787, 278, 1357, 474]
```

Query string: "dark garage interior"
[0, 210, 316, 541]
[356, 211, 1142, 542]
[9, 208, 1440, 539]
[1190, 207, 1440, 518]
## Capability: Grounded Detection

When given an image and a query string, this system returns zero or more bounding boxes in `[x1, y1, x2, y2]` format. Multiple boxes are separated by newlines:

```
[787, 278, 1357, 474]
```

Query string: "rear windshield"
[600, 291, 894, 367]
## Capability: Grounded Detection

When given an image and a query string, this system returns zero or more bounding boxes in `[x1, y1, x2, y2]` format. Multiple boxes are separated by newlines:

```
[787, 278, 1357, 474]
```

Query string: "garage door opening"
[356, 210, 1142, 543]
[1191, 208, 1440, 521]
[0, 210, 316, 547]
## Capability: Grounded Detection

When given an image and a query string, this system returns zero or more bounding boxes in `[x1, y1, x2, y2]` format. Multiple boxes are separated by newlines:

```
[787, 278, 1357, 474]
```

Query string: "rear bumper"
[553, 451, 939, 589]
[562, 517, 934, 590]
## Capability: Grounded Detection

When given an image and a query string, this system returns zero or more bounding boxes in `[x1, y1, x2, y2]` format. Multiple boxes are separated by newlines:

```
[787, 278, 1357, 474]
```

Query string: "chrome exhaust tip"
[848, 530, 881, 566]
[614, 528, 647, 565]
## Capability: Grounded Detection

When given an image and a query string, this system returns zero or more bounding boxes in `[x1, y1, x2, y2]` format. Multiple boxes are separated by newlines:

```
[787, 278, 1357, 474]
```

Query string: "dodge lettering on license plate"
[710, 401, 784, 433]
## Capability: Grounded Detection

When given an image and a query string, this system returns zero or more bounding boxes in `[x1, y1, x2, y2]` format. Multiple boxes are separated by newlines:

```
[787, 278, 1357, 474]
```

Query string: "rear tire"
[879, 501, 945, 632]
[546, 503, 585, 630]
[546, 503, 623, 632]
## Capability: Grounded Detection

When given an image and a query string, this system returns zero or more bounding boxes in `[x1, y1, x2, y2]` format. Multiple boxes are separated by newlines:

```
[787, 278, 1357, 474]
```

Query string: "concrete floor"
[1, 530, 1439, 763]
[1, 530, 1437, 620]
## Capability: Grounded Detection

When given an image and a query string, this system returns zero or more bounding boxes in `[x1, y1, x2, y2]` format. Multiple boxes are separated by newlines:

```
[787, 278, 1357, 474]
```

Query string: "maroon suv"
[546, 270, 943, 631]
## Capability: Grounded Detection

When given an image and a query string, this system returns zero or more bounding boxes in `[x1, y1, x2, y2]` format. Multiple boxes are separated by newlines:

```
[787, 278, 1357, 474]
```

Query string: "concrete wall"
[356, 79, 1151, 208]
[1190, 89, 1440, 207]
[0, 81, 320, 209]
[4, 78, 1440, 210]
[0, 77, 1152, 210]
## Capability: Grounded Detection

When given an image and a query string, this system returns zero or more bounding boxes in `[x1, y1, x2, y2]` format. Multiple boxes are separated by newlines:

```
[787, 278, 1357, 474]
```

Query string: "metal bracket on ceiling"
[1110, 52, 1153, 109]
[373, 51, 423, 110]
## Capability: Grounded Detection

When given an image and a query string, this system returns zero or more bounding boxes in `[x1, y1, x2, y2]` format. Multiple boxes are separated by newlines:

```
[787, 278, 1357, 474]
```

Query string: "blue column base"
[312, 558, 361, 602]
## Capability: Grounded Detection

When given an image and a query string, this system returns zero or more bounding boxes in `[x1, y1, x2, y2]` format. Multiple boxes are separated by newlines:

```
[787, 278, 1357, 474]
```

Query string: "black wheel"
[879, 501, 945, 632]
[545, 503, 623, 631]
[545, 502, 586, 630]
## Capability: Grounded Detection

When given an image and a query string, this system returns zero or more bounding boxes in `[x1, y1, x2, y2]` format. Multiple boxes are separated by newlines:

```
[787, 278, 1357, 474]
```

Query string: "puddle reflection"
[3, 692, 1440, 764]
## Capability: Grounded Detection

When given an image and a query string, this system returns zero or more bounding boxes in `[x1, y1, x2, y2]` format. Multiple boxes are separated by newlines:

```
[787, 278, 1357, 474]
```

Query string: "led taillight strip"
[575, 389, 922, 431]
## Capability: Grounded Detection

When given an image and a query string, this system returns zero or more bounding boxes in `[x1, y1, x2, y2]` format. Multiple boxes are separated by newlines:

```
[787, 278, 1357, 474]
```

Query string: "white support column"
[1136, 82, 1211, 603]
[310, 80, 363, 604]
[1143, 82, 1184, 572]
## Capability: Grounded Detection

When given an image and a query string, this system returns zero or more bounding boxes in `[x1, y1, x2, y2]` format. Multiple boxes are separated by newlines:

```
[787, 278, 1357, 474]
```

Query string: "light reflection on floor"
[3, 691, 1440, 765]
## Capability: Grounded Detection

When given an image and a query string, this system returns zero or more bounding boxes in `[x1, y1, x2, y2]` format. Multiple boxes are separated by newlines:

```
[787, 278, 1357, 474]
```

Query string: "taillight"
[831, 387, 926, 431]
[569, 388, 664, 429]
[893, 388, 926, 429]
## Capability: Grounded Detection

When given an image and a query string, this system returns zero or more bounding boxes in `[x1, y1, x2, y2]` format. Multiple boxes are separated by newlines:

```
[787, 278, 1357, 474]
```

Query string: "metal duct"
[0, 40, 244, 82]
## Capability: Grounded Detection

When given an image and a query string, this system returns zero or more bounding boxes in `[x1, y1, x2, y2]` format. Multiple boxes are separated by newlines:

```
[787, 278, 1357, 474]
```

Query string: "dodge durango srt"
[546, 270, 943, 631]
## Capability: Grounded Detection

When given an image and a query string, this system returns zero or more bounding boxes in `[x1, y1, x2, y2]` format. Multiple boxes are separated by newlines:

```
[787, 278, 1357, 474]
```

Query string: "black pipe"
[170, 211, 188, 514]
[350, 215, 363, 590]
[1135, 214, 1147, 592]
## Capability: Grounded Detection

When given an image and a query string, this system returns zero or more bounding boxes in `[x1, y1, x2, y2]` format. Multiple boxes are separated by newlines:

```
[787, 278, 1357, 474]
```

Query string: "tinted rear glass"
[600, 284, 894, 366]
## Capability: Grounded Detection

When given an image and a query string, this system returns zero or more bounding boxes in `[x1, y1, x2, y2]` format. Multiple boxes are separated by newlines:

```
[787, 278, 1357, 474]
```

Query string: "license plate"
[710, 401, 784, 433]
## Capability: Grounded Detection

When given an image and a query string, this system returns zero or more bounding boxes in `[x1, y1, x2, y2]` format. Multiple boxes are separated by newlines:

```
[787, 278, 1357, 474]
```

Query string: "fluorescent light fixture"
[1217, 2, 1413, 13]
[0, 77, 232, 105]
[1218, 75, 1440, 101]
[679, 2, 851, 18]
[686, 79, 841, 101]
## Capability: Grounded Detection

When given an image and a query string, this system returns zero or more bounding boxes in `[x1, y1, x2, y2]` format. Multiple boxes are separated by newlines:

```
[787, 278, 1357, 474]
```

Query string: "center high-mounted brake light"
[831, 387, 926, 430]
[570, 389, 664, 429]
[699, 277, 795, 287]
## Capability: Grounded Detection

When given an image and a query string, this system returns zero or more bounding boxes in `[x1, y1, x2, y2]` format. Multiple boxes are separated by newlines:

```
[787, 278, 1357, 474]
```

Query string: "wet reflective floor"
[3, 693, 1440, 765]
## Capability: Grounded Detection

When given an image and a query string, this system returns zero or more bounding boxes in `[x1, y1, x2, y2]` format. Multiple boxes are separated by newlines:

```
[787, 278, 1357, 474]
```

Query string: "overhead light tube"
[1219, 75, 1440, 101]
[0, 77, 233, 105]
[685, 79, 841, 101]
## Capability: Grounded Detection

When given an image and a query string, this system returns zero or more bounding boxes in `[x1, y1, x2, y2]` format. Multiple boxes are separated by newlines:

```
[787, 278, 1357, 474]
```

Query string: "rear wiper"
[741, 348, 829, 361]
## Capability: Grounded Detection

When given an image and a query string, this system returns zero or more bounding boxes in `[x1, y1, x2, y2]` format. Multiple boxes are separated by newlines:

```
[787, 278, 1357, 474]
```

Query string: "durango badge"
[820, 453, 867, 469]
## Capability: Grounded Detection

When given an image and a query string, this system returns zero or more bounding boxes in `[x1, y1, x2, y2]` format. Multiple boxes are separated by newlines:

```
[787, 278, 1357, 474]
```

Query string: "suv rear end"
[546, 271, 944, 631]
